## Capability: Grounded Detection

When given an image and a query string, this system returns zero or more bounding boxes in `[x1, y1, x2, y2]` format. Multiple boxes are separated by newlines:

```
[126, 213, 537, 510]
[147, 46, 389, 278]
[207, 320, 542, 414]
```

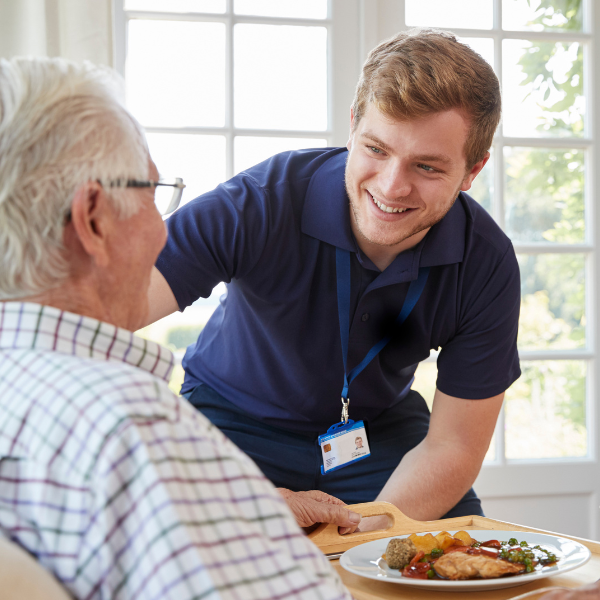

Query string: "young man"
[0, 56, 352, 599]
[149, 29, 521, 522]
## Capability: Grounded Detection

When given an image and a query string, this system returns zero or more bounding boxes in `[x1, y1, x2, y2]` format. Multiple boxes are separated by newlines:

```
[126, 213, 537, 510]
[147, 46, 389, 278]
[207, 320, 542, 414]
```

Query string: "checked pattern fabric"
[0, 303, 349, 600]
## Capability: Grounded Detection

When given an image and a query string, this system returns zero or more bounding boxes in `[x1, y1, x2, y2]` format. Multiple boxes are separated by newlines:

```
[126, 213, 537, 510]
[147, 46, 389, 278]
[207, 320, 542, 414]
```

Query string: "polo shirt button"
[361, 313, 369, 322]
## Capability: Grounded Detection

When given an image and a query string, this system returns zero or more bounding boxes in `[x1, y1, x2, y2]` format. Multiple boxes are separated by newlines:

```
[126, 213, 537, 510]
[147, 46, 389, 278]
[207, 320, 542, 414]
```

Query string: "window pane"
[146, 133, 226, 205]
[234, 24, 327, 130]
[137, 287, 224, 394]
[125, 0, 225, 12]
[234, 0, 327, 19]
[518, 254, 585, 351]
[467, 148, 493, 214]
[127, 20, 225, 127]
[234, 137, 327, 174]
[412, 361, 437, 411]
[406, 0, 493, 29]
[503, 0, 583, 32]
[502, 39, 584, 138]
[459, 37, 495, 69]
[413, 360, 495, 461]
[504, 147, 584, 243]
[505, 361, 587, 459]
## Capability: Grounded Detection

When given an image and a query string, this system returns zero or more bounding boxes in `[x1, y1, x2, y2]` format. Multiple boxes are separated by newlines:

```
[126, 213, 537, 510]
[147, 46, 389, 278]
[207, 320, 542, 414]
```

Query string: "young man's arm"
[144, 267, 179, 326]
[374, 388, 504, 521]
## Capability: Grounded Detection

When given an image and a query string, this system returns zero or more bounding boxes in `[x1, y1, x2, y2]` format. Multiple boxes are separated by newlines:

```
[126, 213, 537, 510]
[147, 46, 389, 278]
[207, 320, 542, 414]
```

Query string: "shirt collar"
[301, 148, 467, 274]
[0, 302, 174, 382]
[301, 149, 355, 252]
[420, 194, 467, 268]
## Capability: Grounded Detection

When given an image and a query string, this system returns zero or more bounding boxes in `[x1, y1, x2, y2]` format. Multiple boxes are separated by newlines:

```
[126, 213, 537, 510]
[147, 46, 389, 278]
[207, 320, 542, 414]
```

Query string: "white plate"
[339, 530, 591, 592]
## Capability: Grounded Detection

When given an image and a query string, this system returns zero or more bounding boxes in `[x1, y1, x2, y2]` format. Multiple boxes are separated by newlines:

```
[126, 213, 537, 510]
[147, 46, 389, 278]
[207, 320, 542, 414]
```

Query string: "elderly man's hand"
[277, 488, 362, 534]
[539, 581, 600, 599]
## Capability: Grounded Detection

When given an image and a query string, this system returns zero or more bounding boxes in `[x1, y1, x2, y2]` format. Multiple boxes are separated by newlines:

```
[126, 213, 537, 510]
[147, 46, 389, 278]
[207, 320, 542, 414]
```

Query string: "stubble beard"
[345, 170, 462, 248]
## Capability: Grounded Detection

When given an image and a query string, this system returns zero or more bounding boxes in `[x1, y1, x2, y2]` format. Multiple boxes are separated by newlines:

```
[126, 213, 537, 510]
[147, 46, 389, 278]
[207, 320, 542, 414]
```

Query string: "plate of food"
[339, 529, 591, 591]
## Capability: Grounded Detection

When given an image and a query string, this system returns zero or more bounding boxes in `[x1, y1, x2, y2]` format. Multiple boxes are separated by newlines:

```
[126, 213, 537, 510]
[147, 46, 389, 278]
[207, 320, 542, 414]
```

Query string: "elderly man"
[0, 56, 354, 599]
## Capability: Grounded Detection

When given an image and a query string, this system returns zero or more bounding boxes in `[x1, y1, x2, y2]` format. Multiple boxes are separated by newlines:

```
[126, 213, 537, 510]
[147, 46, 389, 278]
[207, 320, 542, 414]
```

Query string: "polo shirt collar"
[301, 149, 355, 252]
[420, 194, 467, 268]
[0, 302, 174, 382]
[301, 149, 467, 276]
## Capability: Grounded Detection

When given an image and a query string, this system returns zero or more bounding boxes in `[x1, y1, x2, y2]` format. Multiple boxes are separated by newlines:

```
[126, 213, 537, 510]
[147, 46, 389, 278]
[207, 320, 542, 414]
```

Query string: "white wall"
[0, 0, 113, 64]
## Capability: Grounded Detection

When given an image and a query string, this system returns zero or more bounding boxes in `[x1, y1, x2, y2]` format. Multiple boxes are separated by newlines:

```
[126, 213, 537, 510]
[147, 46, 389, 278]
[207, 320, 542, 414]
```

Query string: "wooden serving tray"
[308, 501, 600, 599]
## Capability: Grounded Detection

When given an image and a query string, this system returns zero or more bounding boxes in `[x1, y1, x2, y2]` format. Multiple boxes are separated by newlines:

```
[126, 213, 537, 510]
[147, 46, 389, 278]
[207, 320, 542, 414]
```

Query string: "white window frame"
[112, 0, 363, 175]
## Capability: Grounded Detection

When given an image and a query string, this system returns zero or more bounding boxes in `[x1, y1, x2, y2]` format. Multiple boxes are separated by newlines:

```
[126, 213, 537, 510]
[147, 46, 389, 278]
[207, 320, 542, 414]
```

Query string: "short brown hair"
[352, 29, 501, 169]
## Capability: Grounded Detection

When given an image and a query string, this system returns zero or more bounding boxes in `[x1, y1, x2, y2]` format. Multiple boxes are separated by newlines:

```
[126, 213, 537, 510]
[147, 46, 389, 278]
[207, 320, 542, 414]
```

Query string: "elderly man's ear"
[66, 182, 116, 268]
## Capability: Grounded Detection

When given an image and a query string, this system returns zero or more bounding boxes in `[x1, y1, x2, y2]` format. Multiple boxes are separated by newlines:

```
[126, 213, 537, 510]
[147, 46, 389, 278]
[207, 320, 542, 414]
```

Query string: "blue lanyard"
[336, 247, 430, 401]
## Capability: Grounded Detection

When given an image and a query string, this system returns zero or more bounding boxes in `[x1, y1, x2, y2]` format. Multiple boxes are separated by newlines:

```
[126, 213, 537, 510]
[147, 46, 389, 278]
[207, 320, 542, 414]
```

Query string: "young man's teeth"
[372, 196, 408, 213]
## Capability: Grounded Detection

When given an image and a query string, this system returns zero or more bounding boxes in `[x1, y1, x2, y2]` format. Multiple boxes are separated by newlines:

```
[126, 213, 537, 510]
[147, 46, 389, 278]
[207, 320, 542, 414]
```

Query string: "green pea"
[427, 570, 435, 579]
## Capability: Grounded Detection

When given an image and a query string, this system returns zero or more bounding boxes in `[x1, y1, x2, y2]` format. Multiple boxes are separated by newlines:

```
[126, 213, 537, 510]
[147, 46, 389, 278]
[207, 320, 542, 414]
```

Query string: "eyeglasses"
[104, 178, 186, 216]
[63, 177, 186, 224]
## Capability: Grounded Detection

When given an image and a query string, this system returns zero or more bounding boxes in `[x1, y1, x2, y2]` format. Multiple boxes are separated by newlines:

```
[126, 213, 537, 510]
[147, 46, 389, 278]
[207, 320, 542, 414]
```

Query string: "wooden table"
[309, 503, 600, 599]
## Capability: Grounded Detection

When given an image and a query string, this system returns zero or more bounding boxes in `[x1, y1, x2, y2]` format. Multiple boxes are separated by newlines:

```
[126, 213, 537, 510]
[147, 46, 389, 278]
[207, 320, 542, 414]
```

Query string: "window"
[405, 0, 598, 538]
[114, 0, 332, 392]
[407, 0, 591, 462]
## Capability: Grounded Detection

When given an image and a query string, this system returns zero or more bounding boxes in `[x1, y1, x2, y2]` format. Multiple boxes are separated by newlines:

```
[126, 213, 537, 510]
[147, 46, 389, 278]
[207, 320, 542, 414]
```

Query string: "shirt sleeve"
[81, 392, 351, 600]
[436, 243, 521, 399]
[156, 174, 273, 311]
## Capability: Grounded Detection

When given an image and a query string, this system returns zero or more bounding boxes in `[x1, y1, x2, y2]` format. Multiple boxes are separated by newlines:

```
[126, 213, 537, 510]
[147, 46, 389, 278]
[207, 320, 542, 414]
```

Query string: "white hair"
[0, 56, 149, 300]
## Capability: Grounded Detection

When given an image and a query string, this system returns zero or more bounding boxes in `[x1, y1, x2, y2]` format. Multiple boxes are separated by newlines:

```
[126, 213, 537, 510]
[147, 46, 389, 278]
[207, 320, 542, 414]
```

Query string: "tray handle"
[308, 501, 476, 554]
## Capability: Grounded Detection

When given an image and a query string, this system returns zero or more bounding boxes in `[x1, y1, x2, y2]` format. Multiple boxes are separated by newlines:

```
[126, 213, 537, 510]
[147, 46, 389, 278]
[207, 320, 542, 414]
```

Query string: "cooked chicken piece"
[433, 552, 526, 580]
[385, 538, 418, 569]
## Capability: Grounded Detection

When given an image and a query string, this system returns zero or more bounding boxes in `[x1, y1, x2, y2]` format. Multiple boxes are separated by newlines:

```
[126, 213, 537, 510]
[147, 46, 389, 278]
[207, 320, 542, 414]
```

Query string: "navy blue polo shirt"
[156, 147, 521, 433]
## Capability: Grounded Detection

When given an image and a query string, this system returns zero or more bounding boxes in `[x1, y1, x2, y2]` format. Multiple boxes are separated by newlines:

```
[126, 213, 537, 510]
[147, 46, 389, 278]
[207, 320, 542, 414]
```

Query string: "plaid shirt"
[0, 303, 350, 600]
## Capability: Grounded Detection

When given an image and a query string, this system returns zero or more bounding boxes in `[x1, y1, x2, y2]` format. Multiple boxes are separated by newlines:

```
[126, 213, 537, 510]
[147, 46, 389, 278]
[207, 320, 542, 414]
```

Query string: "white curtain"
[0, 0, 113, 66]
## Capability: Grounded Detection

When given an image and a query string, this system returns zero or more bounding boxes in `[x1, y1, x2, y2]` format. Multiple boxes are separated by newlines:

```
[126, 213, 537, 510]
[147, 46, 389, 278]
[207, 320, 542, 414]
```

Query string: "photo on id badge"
[320, 422, 370, 473]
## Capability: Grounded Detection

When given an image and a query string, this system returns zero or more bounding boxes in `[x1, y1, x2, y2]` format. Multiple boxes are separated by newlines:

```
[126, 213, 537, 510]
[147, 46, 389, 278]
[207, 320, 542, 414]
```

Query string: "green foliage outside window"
[506, 0, 587, 457]
[166, 325, 204, 351]
[513, 0, 585, 349]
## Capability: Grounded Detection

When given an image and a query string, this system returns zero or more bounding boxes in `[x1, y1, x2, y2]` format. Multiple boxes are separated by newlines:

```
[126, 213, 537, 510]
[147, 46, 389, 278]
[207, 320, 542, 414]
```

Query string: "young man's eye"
[368, 146, 383, 154]
[418, 164, 436, 172]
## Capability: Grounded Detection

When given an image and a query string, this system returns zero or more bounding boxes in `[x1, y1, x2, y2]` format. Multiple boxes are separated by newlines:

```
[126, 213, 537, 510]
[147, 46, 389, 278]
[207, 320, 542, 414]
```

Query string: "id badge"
[318, 419, 371, 475]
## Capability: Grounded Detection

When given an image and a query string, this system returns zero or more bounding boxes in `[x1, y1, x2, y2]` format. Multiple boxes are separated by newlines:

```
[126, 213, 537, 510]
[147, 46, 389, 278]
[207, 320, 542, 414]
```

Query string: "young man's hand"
[277, 488, 361, 534]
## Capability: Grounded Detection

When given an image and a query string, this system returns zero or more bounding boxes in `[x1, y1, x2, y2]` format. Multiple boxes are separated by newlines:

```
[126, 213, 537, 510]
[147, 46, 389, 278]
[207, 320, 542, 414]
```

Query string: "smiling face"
[345, 104, 488, 270]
